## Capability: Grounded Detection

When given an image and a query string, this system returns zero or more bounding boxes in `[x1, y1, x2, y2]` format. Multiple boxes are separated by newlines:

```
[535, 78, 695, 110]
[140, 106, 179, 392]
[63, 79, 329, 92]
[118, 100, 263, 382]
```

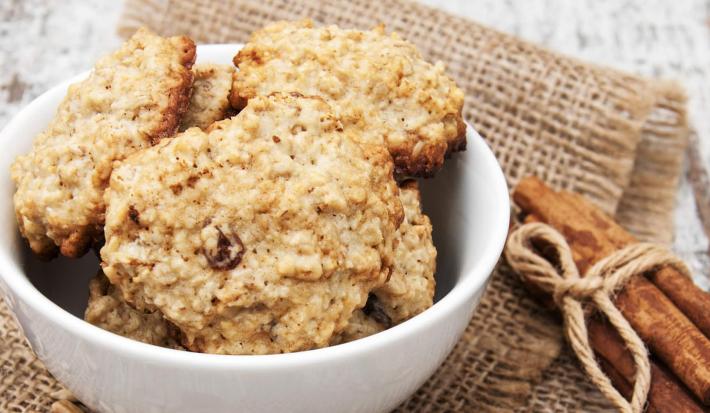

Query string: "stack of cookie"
[11, 21, 465, 355]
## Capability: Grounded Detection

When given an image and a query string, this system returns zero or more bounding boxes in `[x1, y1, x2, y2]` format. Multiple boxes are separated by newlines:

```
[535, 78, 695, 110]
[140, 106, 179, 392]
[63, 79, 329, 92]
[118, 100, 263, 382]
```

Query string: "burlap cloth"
[1, 0, 689, 411]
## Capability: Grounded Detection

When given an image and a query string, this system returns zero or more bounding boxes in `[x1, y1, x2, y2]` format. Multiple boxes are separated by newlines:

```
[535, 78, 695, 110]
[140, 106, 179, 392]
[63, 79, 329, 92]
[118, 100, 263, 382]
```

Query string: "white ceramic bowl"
[0, 45, 509, 413]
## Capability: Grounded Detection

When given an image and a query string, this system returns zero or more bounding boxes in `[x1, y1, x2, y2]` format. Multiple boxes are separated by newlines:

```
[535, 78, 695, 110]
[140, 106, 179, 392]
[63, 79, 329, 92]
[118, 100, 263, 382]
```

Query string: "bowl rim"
[0, 43, 510, 370]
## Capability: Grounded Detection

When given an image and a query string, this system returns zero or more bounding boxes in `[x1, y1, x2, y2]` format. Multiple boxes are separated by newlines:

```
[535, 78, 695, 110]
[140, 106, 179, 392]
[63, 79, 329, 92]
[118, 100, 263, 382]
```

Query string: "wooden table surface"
[1, 0, 709, 289]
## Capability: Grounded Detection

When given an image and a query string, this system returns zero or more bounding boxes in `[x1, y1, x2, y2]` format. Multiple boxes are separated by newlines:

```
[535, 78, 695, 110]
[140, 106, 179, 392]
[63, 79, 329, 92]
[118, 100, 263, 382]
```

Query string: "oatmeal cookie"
[101, 93, 403, 355]
[11, 28, 195, 259]
[180, 64, 235, 131]
[335, 180, 436, 343]
[85, 271, 183, 349]
[231, 20, 466, 177]
[331, 304, 386, 345]
[373, 180, 436, 323]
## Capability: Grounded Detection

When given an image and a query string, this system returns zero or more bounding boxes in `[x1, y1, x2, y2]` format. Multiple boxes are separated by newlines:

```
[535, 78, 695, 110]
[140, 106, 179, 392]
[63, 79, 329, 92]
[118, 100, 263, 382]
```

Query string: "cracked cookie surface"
[101, 93, 402, 355]
[231, 20, 466, 178]
[11, 28, 195, 258]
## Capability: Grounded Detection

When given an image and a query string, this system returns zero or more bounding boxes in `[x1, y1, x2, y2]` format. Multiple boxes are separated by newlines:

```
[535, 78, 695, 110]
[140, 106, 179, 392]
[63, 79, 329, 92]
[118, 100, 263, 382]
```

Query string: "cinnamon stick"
[597, 358, 641, 410]
[596, 357, 696, 413]
[558, 191, 710, 338]
[513, 176, 710, 405]
[647, 268, 710, 338]
[589, 319, 707, 412]
[519, 214, 707, 412]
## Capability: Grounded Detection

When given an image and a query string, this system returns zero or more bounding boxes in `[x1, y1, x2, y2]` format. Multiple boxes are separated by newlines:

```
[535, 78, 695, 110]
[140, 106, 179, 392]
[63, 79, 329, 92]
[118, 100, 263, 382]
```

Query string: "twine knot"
[551, 274, 604, 306]
[504, 223, 691, 413]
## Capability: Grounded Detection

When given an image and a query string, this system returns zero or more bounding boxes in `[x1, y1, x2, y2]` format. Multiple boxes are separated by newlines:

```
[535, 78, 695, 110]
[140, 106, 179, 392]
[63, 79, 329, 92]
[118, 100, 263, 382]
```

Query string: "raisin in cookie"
[85, 271, 183, 349]
[180, 64, 235, 131]
[11, 28, 195, 259]
[335, 180, 436, 343]
[231, 20, 466, 177]
[101, 93, 403, 355]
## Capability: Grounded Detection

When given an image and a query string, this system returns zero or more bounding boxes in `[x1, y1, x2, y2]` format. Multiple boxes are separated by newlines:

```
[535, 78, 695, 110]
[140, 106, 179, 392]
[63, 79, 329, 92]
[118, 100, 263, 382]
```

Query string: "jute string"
[504, 223, 692, 413]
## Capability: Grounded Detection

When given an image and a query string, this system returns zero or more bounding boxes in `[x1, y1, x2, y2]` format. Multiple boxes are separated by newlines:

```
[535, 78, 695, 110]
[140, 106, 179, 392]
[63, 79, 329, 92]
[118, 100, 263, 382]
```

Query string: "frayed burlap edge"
[616, 81, 689, 244]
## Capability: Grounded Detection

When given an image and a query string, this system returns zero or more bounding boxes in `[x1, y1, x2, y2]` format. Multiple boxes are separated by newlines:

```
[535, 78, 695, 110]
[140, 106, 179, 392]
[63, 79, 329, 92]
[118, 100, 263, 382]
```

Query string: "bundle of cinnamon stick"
[512, 177, 710, 412]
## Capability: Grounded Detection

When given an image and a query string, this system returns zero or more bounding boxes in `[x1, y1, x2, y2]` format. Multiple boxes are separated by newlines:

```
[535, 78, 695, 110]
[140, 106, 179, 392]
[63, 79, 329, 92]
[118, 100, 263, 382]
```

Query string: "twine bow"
[504, 223, 692, 413]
